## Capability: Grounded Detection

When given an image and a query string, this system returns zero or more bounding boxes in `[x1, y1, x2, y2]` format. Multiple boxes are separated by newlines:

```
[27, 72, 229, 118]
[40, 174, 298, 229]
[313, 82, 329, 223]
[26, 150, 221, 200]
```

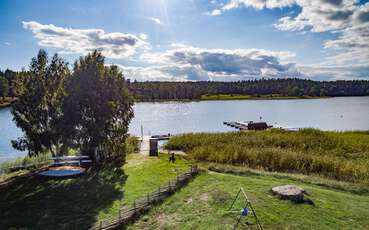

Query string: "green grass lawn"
[128, 171, 369, 230]
[0, 153, 191, 230]
[200, 94, 319, 101]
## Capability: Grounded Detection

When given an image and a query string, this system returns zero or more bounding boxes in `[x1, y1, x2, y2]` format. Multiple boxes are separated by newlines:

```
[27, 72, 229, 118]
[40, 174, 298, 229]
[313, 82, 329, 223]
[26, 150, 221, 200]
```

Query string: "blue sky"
[1, 0, 369, 81]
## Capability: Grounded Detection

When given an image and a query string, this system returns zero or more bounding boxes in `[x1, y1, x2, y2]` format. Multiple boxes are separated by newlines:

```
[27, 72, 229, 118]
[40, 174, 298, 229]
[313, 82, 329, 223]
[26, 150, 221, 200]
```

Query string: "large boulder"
[272, 185, 305, 203]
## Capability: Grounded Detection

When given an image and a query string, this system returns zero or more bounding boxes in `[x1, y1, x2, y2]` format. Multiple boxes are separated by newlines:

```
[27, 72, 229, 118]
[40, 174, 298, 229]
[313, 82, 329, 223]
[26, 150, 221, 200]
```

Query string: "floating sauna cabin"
[247, 121, 268, 130]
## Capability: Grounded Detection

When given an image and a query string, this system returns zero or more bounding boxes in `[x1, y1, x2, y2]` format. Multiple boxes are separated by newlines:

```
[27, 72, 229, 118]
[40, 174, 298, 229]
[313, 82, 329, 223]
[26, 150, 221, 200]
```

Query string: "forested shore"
[2, 68, 369, 103]
[129, 79, 369, 101]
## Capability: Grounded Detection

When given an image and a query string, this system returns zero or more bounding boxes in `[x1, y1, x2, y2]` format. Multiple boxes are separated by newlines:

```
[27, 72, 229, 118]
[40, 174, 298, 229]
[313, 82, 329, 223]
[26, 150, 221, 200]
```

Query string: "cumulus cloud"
[122, 45, 301, 81]
[22, 21, 148, 58]
[210, 0, 295, 15]
[210, 1, 369, 76]
[274, 0, 358, 32]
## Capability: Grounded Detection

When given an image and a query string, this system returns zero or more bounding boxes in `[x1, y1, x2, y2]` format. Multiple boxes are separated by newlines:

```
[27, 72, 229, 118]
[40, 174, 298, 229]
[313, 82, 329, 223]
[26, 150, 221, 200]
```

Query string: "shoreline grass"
[166, 129, 369, 183]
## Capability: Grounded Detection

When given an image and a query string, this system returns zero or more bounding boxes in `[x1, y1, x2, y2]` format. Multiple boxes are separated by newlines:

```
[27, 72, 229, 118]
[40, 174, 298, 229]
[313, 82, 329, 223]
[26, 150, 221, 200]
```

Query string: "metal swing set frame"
[228, 187, 264, 230]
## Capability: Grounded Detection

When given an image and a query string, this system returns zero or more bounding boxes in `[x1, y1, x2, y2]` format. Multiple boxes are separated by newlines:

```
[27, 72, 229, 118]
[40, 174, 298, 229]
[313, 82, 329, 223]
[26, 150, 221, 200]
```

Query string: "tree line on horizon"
[3, 68, 369, 102]
[128, 79, 369, 101]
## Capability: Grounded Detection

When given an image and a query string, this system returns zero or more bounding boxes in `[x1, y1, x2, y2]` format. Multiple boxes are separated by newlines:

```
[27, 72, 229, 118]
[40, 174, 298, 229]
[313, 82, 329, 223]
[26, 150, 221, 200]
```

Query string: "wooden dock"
[223, 121, 249, 130]
[224, 121, 273, 131]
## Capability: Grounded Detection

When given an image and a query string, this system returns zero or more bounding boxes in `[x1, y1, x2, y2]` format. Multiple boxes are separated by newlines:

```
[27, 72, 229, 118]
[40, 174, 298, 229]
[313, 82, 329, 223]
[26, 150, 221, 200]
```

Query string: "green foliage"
[166, 129, 369, 183]
[10, 50, 134, 164]
[126, 136, 140, 154]
[62, 50, 134, 165]
[0, 76, 9, 100]
[11, 50, 70, 157]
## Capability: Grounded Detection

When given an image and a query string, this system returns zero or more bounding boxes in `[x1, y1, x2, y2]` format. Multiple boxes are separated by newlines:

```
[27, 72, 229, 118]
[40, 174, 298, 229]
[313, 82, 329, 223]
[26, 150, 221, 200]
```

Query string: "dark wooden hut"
[247, 122, 268, 130]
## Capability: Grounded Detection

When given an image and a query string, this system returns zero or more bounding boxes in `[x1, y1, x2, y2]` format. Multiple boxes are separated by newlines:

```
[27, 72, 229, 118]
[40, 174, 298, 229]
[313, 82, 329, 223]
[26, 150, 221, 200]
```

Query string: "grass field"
[0, 153, 191, 230]
[128, 171, 369, 230]
[200, 94, 318, 101]
[166, 129, 369, 183]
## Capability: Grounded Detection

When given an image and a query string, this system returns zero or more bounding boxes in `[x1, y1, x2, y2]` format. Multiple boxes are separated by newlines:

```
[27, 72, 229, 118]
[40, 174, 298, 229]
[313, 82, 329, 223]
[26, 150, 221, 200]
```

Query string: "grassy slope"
[200, 94, 319, 101]
[128, 171, 369, 230]
[0, 153, 191, 230]
[166, 129, 369, 183]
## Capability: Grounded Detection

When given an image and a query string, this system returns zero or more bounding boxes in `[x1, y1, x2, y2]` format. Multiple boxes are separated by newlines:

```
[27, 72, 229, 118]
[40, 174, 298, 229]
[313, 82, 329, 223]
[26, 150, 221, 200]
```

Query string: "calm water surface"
[1, 96, 369, 162]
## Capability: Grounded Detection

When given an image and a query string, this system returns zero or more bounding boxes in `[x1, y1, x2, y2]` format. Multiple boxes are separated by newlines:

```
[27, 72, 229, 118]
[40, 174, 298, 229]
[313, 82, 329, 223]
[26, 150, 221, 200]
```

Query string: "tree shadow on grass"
[0, 168, 126, 230]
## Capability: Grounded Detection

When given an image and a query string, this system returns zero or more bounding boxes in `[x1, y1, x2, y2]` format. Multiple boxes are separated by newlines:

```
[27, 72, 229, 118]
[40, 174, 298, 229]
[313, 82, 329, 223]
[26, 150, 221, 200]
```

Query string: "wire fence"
[90, 165, 199, 230]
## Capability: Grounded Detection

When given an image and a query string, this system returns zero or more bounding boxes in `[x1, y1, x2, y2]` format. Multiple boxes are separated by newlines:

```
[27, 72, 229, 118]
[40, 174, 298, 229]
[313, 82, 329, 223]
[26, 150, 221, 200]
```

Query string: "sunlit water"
[1, 96, 369, 163]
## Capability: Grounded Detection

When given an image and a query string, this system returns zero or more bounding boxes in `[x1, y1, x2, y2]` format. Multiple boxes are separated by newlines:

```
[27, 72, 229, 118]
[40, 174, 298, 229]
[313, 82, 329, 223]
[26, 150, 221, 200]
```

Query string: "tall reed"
[166, 129, 369, 183]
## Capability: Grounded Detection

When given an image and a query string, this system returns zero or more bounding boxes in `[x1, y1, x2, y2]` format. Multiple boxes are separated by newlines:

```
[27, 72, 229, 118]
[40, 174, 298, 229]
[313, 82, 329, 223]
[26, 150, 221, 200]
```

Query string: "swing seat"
[241, 208, 249, 216]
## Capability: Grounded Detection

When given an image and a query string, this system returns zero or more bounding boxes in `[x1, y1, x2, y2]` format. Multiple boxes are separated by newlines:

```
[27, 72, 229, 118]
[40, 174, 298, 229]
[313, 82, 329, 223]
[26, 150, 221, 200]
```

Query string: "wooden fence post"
[119, 209, 122, 221]
[133, 200, 136, 210]
[99, 220, 102, 229]
[147, 193, 150, 202]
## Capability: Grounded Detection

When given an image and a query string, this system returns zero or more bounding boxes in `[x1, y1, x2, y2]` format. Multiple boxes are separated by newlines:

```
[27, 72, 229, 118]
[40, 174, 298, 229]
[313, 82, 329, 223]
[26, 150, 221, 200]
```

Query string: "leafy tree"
[11, 50, 70, 156]
[4, 69, 16, 97]
[62, 51, 134, 165]
[0, 76, 9, 101]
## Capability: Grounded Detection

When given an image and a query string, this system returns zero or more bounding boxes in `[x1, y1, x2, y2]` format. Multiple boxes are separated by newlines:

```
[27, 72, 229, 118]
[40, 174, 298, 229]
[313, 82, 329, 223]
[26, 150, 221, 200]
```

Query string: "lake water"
[1, 96, 369, 163]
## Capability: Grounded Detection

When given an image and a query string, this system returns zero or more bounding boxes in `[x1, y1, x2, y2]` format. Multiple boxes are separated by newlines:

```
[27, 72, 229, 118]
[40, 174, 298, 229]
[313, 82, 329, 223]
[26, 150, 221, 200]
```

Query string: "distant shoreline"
[134, 94, 332, 102]
[2, 95, 368, 106]
[199, 94, 326, 101]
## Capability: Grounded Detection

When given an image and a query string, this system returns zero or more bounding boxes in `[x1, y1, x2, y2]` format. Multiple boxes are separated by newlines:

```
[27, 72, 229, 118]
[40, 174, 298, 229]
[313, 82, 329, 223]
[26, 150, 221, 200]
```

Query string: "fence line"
[90, 165, 199, 230]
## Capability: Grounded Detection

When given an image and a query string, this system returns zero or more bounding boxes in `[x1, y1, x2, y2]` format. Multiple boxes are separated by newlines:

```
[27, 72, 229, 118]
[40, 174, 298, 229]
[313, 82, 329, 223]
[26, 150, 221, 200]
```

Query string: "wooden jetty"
[223, 121, 249, 130]
[224, 121, 272, 131]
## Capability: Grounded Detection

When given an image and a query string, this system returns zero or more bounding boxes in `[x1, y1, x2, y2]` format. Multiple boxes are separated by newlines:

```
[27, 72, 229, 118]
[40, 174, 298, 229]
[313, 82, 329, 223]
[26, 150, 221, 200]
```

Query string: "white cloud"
[4, 42, 11, 46]
[210, 0, 295, 15]
[123, 45, 301, 81]
[139, 33, 148, 40]
[274, 0, 357, 33]
[210, 0, 369, 77]
[149, 17, 163, 25]
[22, 21, 149, 59]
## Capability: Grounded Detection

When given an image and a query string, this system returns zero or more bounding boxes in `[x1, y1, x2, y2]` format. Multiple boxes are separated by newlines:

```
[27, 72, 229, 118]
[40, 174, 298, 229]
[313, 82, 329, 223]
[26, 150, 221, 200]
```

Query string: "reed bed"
[166, 129, 369, 183]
